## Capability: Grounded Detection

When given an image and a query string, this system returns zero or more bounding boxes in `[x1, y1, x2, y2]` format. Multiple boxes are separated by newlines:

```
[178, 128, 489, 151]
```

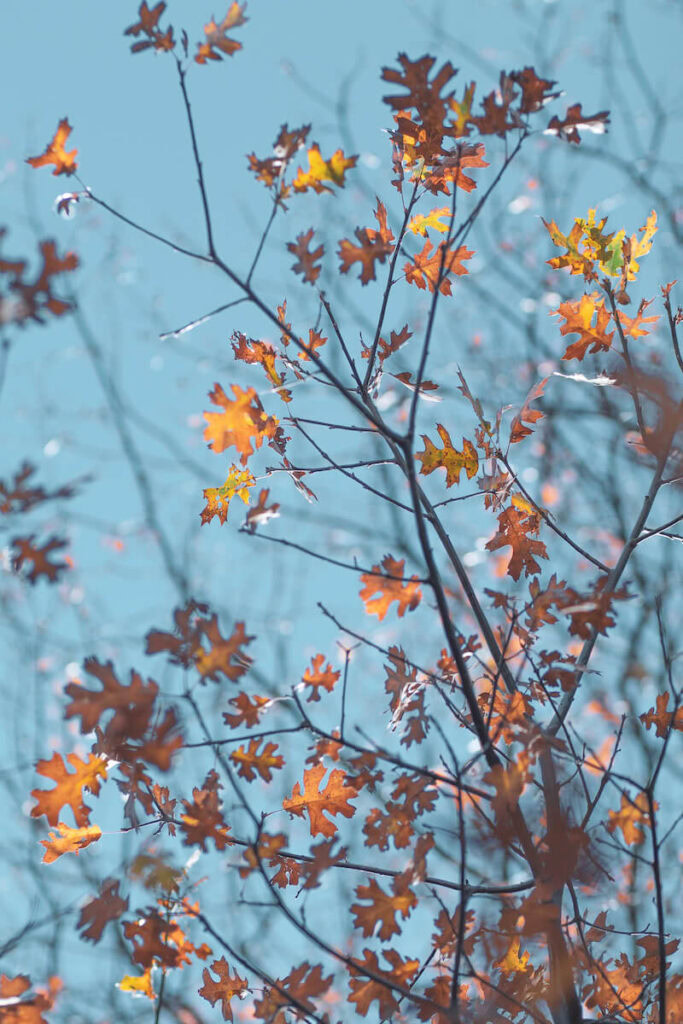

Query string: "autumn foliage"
[3, 3, 682, 1024]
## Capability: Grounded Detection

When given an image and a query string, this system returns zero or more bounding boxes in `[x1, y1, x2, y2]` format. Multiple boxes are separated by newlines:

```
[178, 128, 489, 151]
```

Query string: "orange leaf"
[351, 876, 416, 940]
[26, 119, 77, 176]
[245, 488, 280, 531]
[348, 948, 419, 1019]
[509, 377, 549, 444]
[77, 878, 129, 943]
[640, 692, 683, 738]
[203, 383, 279, 465]
[415, 425, 478, 485]
[201, 465, 255, 525]
[195, 3, 247, 64]
[494, 936, 531, 976]
[359, 554, 422, 621]
[229, 738, 283, 782]
[180, 769, 233, 851]
[194, 617, 254, 683]
[283, 764, 357, 838]
[287, 228, 324, 284]
[124, 2, 175, 53]
[338, 199, 395, 284]
[198, 958, 248, 1021]
[404, 239, 474, 295]
[485, 506, 548, 580]
[223, 691, 270, 728]
[31, 752, 107, 827]
[551, 293, 614, 361]
[65, 657, 158, 739]
[607, 791, 655, 845]
[40, 822, 102, 864]
[301, 654, 340, 702]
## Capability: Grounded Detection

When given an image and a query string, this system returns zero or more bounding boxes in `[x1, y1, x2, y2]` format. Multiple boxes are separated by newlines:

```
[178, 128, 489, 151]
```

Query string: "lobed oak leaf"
[545, 103, 610, 144]
[194, 616, 254, 683]
[486, 506, 548, 580]
[338, 198, 395, 284]
[247, 122, 310, 191]
[198, 959, 248, 1021]
[299, 838, 348, 890]
[292, 144, 357, 194]
[360, 323, 412, 365]
[471, 80, 518, 137]
[123, 909, 198, 970]
[559, 575, 630, 639]
[383, 646, 429, 747]
[391, 370, 440, 400]
[351, 875, 416, 941]
[359, 555, 422, 621]
[282, 763, 357, 838]
[26, 118, 77, 176]
[422, 143, 489, 196]
[347, 948, 419, 1019]
[640, 692, 683, 738]
[231, 332, 288, 394]
[180, 769, 233, 851]
[77, 879, 129, 943]
[0, 461, 78, 515]
[616, 298, 659, 340]
[416, 425, 478, 486]
[245, 488, 280, 531]
[132, 707, 183, 771]
[509, 377, 549, 444]
[65, 657, 158, 739]
[363, 804, 414, 850]
[253, 962, 332, 1022]
[117, 967, 155, 1001]
[195, 3, 247, 64]
[31, 751, 107, 827]
[124, 2, 174, 53]
[201, 464, 255, 525]
[550, 293, 614, 360]
[510, 67, 561, 113]
[203, 383, 279, 464]
[223, 691, 270, 728]
[494, 936, 531, 976]
[229, 738, 283, 782]
[404, 239, 474, 295]
[287, 228, 324, 284]
[40, 822, 102, 864]
[11, 534, 68, 584]
[297, 327, 327, 362]
[146, 599, 207, 665]
[607, 791, 655, 845]
[301, 654, 340, 702]
[407, 205, 451, 236]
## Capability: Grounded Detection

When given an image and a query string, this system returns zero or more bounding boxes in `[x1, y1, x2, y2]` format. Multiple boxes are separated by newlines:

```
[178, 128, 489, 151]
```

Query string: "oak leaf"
[404, 239, 474, 295]
[348, 948, 419, 1019]
[494, 936, 531, 976]
[359, 555, 422, 621]
[253, 963, 332, 1022]
[351, 875, 416, 940]
[194, 617, 254, 683]
[485, 506, 548, 580]
[31, 752, 107, 827]
[247, 123, 310, 190]
[124, 2, 174, 53]
[117, 968, 155, 1001]
[545, 103, 610, 144]
[201, 465, 255, 525]
[65, 657, 158, 739]
[245, 488, 280, 531]
[77, 879, 129, 943]
[229, 739, 283, 782]
[415, 425, 478, 485]
[640, 692, 683, 738]
[26, 119, 77, 176]
[232, 333, 290, 403]
[338, 199, 395, 284]
[198, 959, 248, 1021]
[407, 205, 451, 236]
[551, 293, 614, 360]
[195, 3, 247, 64]
[180, 769, 233, 851]
[203, 383, 279, 465]
[11, 535, 68, 584]
[509, 377, 549, 444]
[301, 654, 340, 702]
[607, 791, 654, 845]
[223, 691, 270, 728]
[292, 144, 357, 194]
[287, 228, 324, 284]
[40, 822, 102, 864]
[283, 763, 357, 838]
